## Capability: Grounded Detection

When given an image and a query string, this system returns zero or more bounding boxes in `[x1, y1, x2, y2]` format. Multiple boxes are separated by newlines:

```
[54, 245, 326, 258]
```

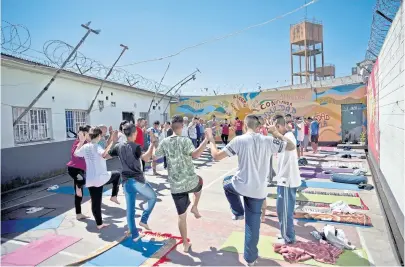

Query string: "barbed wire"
[1, 21, 173, 95]
[365, 0, 402, 60]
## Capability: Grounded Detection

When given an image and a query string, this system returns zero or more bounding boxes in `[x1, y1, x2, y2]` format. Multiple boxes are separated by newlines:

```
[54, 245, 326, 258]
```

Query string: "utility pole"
[155, 68, 200, 108]
[87, 44, 128, 113]
[163, 74, 196, 113]
[147, 63, 171, 114]
[13, 22, 100, 126]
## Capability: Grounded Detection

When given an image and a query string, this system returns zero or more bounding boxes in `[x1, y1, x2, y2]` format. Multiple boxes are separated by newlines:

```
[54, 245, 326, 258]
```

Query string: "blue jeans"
[124, 179, 157, 239]
[191, 138, 197, 148]
[276, 186, 297, 243]
[223, 176, 264, 264]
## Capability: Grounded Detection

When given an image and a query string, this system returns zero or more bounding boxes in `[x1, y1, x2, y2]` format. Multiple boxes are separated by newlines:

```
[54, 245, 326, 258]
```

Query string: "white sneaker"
[276, 238, 286, 245]
[247, 260, 257, 266]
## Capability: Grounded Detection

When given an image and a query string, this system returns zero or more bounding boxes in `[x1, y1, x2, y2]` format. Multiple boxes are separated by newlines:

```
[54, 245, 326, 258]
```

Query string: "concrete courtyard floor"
[1, 148, 401, 266]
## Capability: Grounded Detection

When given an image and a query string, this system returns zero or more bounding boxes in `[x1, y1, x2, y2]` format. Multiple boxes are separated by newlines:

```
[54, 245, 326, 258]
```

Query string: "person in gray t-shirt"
[206, 115, 296, 265]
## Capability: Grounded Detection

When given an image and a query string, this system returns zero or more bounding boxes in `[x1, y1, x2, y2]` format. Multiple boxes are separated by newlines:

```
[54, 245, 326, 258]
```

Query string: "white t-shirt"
[117, 132, 127, 144]
[188, 122, 197, 139]
[297, 121, 305, 141]
[222, 133, 287, 199]
[181, 123, 189, 137]
[74, 143, 111, 187]
[274, 132, 301, 188]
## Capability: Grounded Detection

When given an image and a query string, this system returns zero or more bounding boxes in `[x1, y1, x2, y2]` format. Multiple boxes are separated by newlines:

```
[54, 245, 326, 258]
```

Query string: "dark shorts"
[311, 135, 319, 143]
[235, 130, 243, 136]
[171, 176, 203, 215]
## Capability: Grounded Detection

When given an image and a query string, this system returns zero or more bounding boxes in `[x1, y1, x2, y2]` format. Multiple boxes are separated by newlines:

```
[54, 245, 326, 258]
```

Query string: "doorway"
[341, 103, 364, 143]
[122, 112, 135, 124]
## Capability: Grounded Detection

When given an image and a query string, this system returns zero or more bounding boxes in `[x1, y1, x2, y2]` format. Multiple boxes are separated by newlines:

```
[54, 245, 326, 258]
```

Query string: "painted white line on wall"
[1, 193, 57, 211]
[1, 237, 84, 259]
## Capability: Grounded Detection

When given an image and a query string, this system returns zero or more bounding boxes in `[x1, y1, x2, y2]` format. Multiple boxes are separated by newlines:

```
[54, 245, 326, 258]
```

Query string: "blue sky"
[2, 0, 375, 95]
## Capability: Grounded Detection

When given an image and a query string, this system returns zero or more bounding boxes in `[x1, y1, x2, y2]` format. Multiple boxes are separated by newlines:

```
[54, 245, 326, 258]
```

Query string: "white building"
[1, 54, 171, 184]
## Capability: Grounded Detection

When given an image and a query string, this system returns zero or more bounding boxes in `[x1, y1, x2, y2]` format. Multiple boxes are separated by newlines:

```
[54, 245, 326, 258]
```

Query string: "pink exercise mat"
[319, 146, 336, 151]
[1, 234, 81, 266]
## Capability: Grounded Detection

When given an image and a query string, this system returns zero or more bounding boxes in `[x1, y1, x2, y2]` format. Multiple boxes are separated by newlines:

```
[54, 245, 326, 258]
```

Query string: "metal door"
[341, 103, 364, 142]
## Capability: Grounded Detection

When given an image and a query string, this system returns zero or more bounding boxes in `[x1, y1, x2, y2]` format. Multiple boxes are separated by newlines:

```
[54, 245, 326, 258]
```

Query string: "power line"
[117, 0, 320, 67]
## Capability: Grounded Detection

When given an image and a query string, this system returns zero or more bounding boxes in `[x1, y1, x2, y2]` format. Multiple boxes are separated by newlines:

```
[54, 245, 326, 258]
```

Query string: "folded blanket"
[274, 241, 343, 264]
[293, 211, 372, 226]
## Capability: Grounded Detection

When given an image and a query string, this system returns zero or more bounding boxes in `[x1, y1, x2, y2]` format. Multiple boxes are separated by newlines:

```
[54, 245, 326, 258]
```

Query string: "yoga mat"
[220, 232, 370, 266]
[300, 167, 354, 174]
[301, 180, 360, 191]
[319, 147, 336, 152]
[301, 173, 332, 179]
[268, 192, 362, 206]
[68, 231, 181, 267]
[295, 218, 373, 228]
[48, 186, 111, 196]
[1, 215, 65, 235]
[1, 234, 81, 266]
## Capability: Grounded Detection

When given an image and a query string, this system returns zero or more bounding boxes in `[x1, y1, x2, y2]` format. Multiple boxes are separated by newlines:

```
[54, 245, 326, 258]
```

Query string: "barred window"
[139, 112, 149, 122]
[65, 110, 88, 138]
[13, 107, 51, 143]
[162, 113, 169, 122]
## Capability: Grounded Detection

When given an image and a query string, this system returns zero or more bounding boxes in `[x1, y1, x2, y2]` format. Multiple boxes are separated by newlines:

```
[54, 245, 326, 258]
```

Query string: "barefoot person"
[109, 123, 157, 241]
[147, 121, 161, 175]
[74, 127, 121, 230]
[154, 115, 209, 252]
[206, 114, 296, 266]
[67, 125, 91, 220]
[273, 114, 301, 245]
[309, 117, 320, 153]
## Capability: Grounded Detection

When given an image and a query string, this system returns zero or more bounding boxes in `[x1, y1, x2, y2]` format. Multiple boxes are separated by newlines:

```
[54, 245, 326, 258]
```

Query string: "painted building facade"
[1, 54, 170, 184]
[171, 84, 366, 143]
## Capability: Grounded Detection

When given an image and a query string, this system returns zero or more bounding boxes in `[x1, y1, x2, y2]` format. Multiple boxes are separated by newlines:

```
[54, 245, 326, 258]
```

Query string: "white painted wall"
[376, 3, 404, 214]
[1, 59, 170, 149]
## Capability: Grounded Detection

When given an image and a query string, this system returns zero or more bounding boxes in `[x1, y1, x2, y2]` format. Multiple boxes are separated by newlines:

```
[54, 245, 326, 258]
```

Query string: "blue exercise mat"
[85, 237, 164, 266]
[48, 186, 111, 196]
[301, 180, 360, 191]
[1, 215, 65, 235]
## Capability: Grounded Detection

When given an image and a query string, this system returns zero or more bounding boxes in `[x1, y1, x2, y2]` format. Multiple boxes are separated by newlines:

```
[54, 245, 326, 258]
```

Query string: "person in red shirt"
[303, 117, 310, 152]
[136, 117, 146, 171]
[220, 119, 231, 145]
[234, 117, 243, 136]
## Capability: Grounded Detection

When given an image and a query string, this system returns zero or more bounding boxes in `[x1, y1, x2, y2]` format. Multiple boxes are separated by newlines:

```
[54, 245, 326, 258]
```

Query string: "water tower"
[290, 20, 335, 84]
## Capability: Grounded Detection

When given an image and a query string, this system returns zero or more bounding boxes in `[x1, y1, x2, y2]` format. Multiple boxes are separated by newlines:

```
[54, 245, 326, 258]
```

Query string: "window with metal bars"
[13, 107, 51, 143]
[139, 112, 149, 122]
[65, 110, 88, 138]
[162, 113, 169, 122]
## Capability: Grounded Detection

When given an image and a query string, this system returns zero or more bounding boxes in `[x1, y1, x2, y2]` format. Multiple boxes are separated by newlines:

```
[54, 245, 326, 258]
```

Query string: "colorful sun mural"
[171, 84, 367, 142]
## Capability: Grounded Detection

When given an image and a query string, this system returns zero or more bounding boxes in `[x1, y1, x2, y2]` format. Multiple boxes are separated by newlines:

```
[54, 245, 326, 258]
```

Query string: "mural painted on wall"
[171, 84, 366, 142]
[367, 59, 380, 163]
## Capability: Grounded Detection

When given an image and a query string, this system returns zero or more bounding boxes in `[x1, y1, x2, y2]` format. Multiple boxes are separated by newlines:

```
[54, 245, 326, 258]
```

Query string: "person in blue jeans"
[206, 115, 296, 266]
[273, 115, 302, 244]
[109, 123, 157, 241]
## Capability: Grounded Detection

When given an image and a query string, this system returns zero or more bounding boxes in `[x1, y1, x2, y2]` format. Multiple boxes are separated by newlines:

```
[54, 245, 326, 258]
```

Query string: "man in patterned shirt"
[154, 115, 209, 253]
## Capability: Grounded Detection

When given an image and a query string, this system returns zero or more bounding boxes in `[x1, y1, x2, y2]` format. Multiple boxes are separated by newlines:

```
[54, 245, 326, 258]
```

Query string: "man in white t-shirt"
[206, 115, 296, 266]
[273, 114, 302, 245]
[296, 117, 305, 158]
[181, 117, 189, 137]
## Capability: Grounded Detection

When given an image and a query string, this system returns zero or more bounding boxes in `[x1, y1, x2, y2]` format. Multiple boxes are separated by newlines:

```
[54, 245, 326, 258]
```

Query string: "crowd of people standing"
[65, 111, 321, 266]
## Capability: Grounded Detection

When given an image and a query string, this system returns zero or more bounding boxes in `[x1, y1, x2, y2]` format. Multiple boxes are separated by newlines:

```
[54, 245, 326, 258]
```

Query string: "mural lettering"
[314, 112, 330, 128]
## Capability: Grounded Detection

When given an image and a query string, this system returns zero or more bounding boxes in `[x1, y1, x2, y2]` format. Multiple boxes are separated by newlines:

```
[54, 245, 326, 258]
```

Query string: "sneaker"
[232, 215, 244, 220]
[247, 260, 257, 266]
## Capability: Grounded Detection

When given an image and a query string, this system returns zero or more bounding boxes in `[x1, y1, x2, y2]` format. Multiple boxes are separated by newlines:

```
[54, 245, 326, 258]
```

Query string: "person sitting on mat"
[109, 123, 157, 241]
[74, 126, 121, 230]
[273, 114, 302, 245]
[154, 115, 209, 253]
[67, 124, 91, 220]
[206, 114, 296, 266]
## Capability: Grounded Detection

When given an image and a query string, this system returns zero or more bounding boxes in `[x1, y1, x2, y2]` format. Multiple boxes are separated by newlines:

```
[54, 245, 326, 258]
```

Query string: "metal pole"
[87, 44, 128, 113]
[13, 22, 100, 126]
[155, 68, 200, 108]
[147, 62, 171, 114]
[163, 75, 196, 114]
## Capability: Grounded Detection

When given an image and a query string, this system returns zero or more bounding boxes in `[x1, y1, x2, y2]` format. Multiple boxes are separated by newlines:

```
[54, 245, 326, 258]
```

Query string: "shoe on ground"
[232, 215, 244, 220]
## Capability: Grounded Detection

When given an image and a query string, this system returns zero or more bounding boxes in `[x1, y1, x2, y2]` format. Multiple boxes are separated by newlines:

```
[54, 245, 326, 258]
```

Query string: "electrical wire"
[117, 0, 320, 67]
